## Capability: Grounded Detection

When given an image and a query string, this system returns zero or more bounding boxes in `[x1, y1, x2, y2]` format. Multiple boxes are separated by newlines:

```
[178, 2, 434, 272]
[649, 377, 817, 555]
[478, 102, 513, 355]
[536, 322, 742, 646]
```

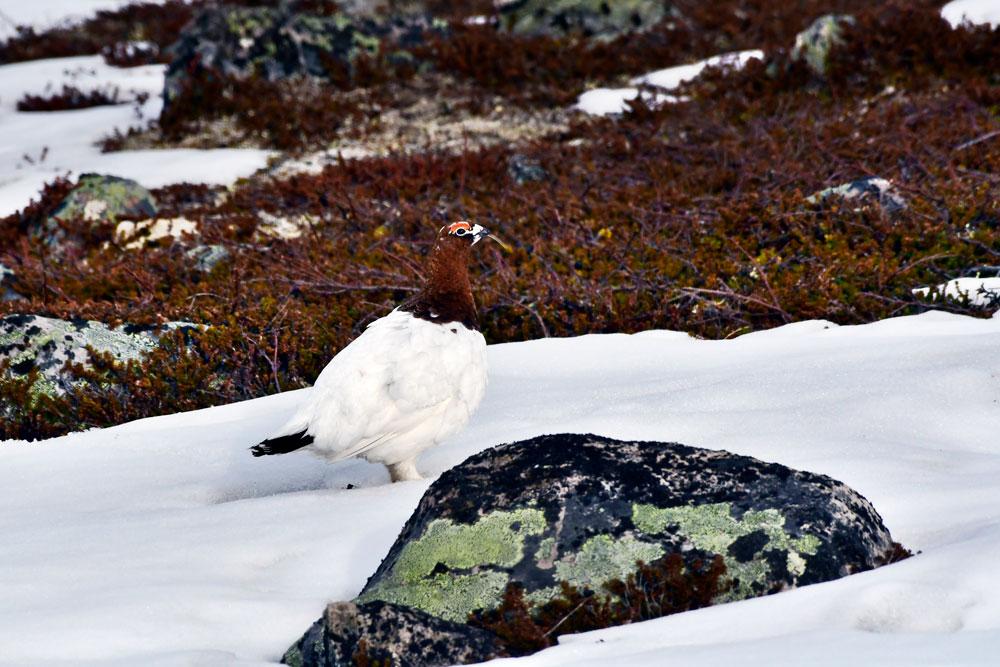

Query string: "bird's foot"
[387, 459, 423, 483]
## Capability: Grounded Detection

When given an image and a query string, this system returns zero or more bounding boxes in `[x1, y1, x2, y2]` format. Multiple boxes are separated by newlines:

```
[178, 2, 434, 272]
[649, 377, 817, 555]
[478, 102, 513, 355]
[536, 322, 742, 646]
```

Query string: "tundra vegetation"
[1, 0, 997, 440]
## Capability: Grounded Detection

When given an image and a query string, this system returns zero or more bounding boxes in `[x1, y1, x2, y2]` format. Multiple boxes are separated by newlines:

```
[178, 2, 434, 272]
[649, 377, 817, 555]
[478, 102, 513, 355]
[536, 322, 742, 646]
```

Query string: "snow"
[575, 50, 763, 116]
[941, 0, 1000, 28]
[0, 55, 271, 217]
[0, 0, 166, 39]
[912, 277, 1000, 308]
[2, 310, 1000, 665]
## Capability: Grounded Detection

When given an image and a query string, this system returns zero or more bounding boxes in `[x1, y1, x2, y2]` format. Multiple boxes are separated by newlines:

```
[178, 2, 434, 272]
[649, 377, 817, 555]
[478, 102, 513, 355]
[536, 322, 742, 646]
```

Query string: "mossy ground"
[1, 1, 998, 439]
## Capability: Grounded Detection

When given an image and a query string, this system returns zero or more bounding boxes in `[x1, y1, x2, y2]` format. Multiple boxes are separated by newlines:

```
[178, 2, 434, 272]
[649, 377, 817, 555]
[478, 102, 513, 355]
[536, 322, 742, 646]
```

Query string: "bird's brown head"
[436, 220, 510, 252]
[405, 221, 508, 331]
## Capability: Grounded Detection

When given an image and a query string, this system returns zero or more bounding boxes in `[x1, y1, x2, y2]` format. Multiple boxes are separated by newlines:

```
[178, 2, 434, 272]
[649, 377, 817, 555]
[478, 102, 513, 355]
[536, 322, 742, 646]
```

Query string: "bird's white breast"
[281, 309, 487, 465]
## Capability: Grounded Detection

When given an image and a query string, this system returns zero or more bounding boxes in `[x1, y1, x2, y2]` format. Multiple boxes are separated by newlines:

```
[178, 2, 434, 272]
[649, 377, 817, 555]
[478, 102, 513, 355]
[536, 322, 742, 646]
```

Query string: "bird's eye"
[454, 228, 468, 235]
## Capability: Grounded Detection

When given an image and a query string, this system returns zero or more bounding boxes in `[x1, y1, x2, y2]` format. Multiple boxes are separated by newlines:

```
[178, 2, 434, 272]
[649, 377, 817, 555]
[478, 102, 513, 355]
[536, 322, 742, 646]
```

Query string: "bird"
[251, 220, 507, 482]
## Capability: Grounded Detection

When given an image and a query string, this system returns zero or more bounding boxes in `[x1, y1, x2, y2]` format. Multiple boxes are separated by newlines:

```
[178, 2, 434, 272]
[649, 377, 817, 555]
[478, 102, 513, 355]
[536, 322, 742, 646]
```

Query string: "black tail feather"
[251, 429, 314, 457]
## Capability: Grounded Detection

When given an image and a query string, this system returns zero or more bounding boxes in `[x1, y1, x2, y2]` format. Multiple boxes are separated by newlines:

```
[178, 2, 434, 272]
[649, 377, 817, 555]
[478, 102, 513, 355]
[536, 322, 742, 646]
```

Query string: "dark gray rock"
[356, 434, 897, 623]
[185, 244, 231, 273]
[0, 263, 22, 301]
[281, 600, 502, 667]
[790, 14, 855, 77]
[283, 434, 900, 665]
[499, 0, 671, 40]
[163, 1, 441, 104]
[507, 153, 547, 184]
[807, 177, 906, 215]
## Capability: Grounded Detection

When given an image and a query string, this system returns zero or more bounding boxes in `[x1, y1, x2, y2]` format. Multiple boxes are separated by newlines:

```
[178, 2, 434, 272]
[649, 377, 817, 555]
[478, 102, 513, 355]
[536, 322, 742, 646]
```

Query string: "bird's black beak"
[475, 227, 511, 252]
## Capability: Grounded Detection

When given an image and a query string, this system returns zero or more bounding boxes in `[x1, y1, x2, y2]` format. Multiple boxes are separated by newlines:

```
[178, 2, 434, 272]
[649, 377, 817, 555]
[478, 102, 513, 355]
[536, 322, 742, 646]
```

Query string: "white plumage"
[261, 309, 487, 481]
[253, 220, 503, 482]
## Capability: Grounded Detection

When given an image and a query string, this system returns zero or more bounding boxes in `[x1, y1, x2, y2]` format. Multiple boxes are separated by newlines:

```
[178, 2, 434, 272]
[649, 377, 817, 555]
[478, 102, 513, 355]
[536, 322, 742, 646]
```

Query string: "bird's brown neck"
[403, 236, 479, 330]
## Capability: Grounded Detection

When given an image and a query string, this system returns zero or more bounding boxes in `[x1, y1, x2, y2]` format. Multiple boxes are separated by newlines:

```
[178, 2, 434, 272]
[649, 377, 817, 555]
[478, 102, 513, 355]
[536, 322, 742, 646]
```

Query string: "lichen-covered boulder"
[807, 177, 906, 215]
[163, 1, 438, 104]
[499, 0, 671, 40]
[358, 434, 896, 622]
[790, 14, 855, 77]
[0, 314, 192, 398]
[284, 434, 899, 665]
[49, 174, 157, 226]
[282, 601, 502, 667]
[42, 174, 157, 247]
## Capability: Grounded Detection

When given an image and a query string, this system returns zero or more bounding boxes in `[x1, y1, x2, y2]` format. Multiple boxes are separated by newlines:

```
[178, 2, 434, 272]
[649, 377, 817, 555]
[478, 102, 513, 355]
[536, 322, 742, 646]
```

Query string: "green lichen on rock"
[534, 536, 557, 567]
[790, 14, 855, 77]
[554, 534, 664, 589]
[0, 315, 194, 402]
[48, 173, 157, 228]
[358, 508, 546, 622]
[526, 533, 665, 606]
[281, 644, 303, 667]
[633, 502, 821, 599]
[361, 571, 511, 623]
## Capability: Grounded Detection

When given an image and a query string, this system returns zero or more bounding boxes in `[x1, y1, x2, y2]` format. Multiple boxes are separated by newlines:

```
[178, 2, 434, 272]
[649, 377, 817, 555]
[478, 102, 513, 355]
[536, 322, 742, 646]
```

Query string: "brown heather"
[468, 555, 729, 656]
[0, 2, 998, 440]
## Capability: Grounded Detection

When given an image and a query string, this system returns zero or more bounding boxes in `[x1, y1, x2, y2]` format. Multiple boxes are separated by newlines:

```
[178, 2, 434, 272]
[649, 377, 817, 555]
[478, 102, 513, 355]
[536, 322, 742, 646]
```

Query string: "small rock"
[281, 600, 502, 667]
[115, 217, 199, 249]
[49, 174, 157, 226]
[507, 153, 547, 184]
[806, 177, 906, 214]
[0, 263, 22, 302]
[790, 14, 855, 78]
[43, 174, 157, 247]
[499, 0, 671, 40]
[257, 211, 317, 240]
[185, 244, 231, 272]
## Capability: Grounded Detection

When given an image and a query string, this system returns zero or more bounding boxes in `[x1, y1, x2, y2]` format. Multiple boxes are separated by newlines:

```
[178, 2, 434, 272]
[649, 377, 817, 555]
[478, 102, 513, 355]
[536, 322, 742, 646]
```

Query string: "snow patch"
[0, 55, 271, 217]
[575, 50, 763, 116]
[913, 277, 1000, 309]
[2, 312, 1000, 664]
[941, 0, 1000, 28]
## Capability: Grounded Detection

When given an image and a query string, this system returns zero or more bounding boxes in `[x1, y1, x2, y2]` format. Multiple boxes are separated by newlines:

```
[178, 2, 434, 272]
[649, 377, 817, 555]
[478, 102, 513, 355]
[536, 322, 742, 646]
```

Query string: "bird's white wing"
[271, 309, 484, 461]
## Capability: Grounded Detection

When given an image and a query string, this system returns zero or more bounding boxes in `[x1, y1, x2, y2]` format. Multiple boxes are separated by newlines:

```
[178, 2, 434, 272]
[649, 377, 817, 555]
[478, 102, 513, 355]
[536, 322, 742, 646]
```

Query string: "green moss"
[358, 508, 545, 621]
[633, 502, 822, 599]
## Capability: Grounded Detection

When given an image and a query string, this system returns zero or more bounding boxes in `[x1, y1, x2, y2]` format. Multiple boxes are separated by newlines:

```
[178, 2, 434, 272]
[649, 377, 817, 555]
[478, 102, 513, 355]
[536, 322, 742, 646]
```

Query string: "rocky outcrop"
[790, 14, 855, 77]
[0, 314, 193, 398]
[499, 0, 672, 40]
[163, 2, 440, 104]
[284, 433, 900, 665]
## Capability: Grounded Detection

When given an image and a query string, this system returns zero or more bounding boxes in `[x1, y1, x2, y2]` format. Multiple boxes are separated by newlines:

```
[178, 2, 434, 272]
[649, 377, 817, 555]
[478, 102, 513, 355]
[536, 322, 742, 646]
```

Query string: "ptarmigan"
[251, 221, 504, 482]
